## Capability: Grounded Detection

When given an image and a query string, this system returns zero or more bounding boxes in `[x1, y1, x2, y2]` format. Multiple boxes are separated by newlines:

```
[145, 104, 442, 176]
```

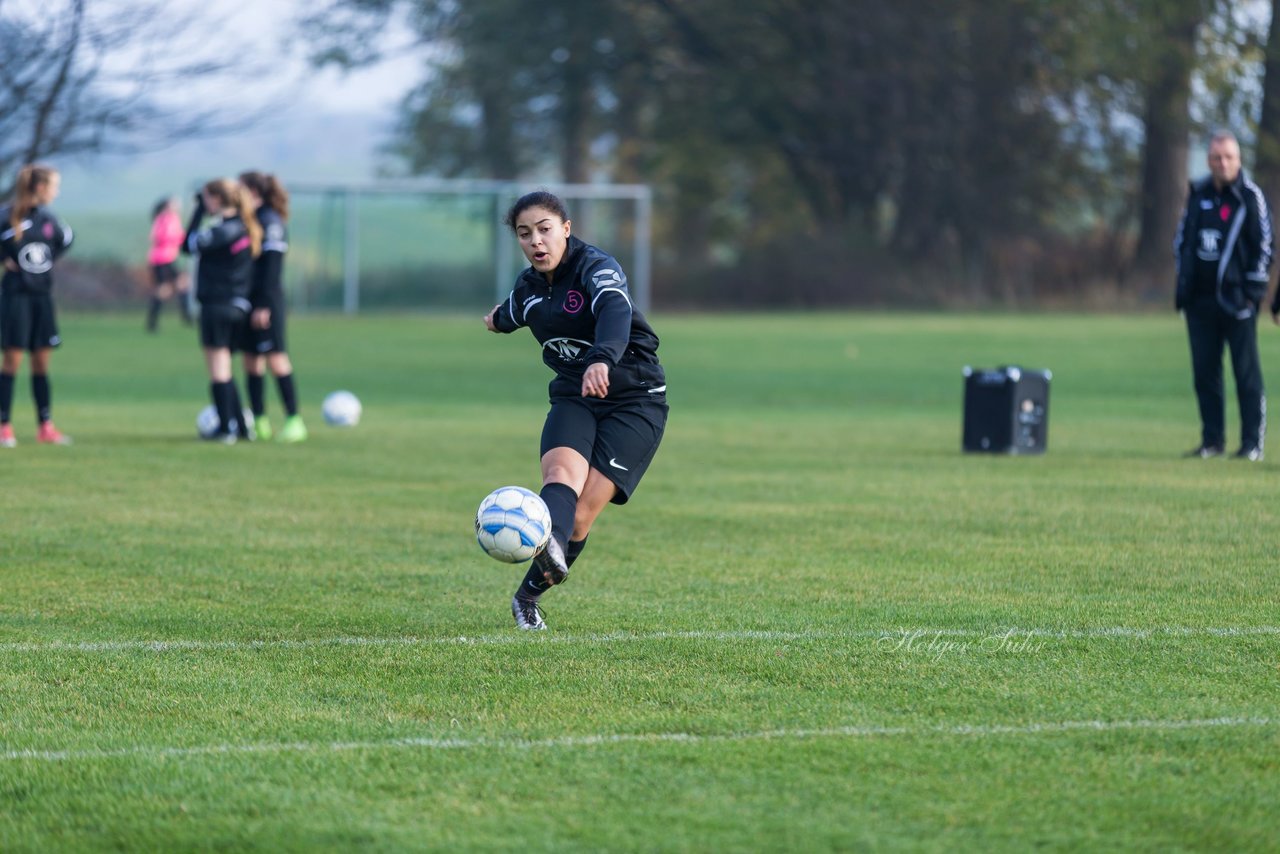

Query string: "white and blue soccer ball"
[475, 486, 553, 563]
[196, 404, 219, 438]
[196, 404, 253, 439]
[322, 390, 362, 427]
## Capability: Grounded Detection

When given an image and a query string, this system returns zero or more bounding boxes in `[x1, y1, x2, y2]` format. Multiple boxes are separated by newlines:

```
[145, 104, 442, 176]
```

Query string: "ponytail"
[202, 178, 263, 257]
[9, 164, 57, 241]
[238, 170, 290, 222]
[235, 184, 263, 257]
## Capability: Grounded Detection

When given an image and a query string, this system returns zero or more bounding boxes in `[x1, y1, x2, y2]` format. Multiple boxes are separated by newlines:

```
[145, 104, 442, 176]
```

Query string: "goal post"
[286, 179, 653, 315]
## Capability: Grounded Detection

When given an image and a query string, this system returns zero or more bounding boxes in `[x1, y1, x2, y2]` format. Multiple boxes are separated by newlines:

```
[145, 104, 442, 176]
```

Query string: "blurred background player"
[0, 164, 74, 447]
[238, 171, 306, 442]
[145, 196, 192, 332]
[182, 178, 260, 444]
[484, 190, 668, 630]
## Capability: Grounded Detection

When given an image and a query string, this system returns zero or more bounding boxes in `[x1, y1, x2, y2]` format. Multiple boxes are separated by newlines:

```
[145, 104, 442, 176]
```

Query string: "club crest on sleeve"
[591, 269, 622, 289]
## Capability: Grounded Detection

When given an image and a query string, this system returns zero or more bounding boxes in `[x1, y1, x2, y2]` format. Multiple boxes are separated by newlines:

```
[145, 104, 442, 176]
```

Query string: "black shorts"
[0, 289, 61, 352]
[151, 262, 179, 287]
[243, 297, 287, 354]
[540, 392, 668, 504]
[199, 303, 248, 350]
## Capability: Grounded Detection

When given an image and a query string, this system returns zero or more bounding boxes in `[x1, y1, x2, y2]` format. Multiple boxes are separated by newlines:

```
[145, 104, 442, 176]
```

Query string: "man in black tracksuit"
[1174, 130, 1274, 460]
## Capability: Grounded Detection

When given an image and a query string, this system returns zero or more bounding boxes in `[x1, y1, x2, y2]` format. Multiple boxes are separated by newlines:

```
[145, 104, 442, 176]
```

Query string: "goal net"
[285, 179, 652, 314]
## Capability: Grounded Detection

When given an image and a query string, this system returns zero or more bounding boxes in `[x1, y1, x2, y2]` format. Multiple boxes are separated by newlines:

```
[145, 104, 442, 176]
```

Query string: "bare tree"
[1255, 0, 1280, 211]
[0, 0, 274, 194]
[1129, 4, 1204, 287]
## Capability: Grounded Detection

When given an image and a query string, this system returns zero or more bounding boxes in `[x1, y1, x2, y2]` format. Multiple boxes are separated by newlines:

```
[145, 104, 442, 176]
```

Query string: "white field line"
[0, 625, 1278, 655]
[2, 716, 1272, 765]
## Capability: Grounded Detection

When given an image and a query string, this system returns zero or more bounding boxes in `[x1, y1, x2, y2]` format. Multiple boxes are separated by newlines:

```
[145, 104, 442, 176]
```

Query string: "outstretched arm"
[180, 195, 206, 256]
[485, 294, 520, 333]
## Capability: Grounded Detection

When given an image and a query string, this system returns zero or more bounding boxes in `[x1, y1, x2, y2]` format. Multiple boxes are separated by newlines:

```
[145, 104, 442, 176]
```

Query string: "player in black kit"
[0, 164, 74, 447]
[485, 190, 668, 630]
[182, 177, 261, 444]
[238, 171, 307, 443]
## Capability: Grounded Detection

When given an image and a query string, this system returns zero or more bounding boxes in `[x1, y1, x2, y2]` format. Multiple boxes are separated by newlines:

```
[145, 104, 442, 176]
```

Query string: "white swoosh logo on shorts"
[608, 458, 629, 471]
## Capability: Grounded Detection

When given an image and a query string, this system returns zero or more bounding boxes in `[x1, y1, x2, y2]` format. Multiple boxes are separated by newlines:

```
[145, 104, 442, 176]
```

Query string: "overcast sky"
[53, 0, 424, 209]
[183, 0, 422, 114]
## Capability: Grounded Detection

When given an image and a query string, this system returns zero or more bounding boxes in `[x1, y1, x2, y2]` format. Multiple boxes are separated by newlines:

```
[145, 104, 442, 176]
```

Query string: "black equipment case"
[962, 365, 1050, 454]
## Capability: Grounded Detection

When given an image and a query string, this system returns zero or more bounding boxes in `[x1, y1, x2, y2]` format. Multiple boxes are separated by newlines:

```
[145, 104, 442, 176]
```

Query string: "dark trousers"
[1185, 297, 1266, 449]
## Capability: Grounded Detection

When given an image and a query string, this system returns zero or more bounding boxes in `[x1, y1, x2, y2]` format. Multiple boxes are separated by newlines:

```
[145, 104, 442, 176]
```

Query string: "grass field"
[1, 311, 1277, 852]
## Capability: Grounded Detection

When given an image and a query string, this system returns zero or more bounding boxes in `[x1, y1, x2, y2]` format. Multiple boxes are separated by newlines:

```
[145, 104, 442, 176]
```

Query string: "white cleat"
[511, 594, 547, 631]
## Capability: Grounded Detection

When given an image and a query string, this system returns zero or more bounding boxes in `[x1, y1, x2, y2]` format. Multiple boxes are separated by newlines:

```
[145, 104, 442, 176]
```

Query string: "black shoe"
[1183, 444, 1224, 458]
[1233, 446, 1264, 461]
[511, 594, 547, 631]
[531, 536, 569, 586]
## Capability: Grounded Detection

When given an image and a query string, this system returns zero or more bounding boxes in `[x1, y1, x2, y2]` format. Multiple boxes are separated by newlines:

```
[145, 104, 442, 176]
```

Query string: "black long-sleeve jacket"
[0, 205, 73, 294]
[1174, 169, 1274, 318]
[490, 235, 665, 400]
[182, 201, 254, 310]
[250, 205, 287, 309]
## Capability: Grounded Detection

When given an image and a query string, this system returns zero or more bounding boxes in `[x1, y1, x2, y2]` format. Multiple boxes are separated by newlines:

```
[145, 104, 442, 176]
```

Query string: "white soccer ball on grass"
[322, 391, 362, 427]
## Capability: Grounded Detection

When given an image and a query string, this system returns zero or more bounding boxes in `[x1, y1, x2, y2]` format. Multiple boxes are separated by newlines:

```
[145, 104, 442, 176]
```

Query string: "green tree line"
[304, 1, 1280, 306]
[11, 1, 1280, 307]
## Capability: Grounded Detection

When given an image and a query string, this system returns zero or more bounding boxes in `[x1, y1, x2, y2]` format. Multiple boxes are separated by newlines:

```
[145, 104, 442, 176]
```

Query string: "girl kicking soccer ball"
[484, 190, 668, 630]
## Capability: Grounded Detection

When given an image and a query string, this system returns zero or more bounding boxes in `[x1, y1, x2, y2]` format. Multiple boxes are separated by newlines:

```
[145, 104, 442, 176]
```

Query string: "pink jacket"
[148, 209, 184, 265]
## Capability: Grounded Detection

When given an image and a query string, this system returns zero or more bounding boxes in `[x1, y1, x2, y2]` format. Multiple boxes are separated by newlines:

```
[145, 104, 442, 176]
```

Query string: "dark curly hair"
[503, 190, 569, 231]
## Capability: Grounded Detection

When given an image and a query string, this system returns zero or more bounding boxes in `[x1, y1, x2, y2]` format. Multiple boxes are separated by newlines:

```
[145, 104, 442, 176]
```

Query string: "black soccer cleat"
[1183, 443, 1224, 459]
[511, 594, 547, 631]
[1233, 446, 1264, 462]
[531, 536, 569, 586]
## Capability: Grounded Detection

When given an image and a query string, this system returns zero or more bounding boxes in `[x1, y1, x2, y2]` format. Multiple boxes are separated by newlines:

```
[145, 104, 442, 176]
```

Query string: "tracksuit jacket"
[1175, 169, 1274, 318]
[491, 235, 665, 400]
[0, 205, 73, 294]
[182, 200, 254, 312]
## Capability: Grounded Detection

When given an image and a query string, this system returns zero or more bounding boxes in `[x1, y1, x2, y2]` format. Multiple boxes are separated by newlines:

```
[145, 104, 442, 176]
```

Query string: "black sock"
[518, 537, 587, 600]
[566, 536, 588, 568]
[0, 372, 14, 424]
[540, 482, 578, 553]
[247, 373, 266, 418]
[276, 373, 298, 417]
[146, 297, 162, 331]
[31, 374, 50, 423]
[517, 564, 553, 599]
[517, 483, 578, 599]
[227, 381, 250, 437]
[211, 381, 234, 433]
